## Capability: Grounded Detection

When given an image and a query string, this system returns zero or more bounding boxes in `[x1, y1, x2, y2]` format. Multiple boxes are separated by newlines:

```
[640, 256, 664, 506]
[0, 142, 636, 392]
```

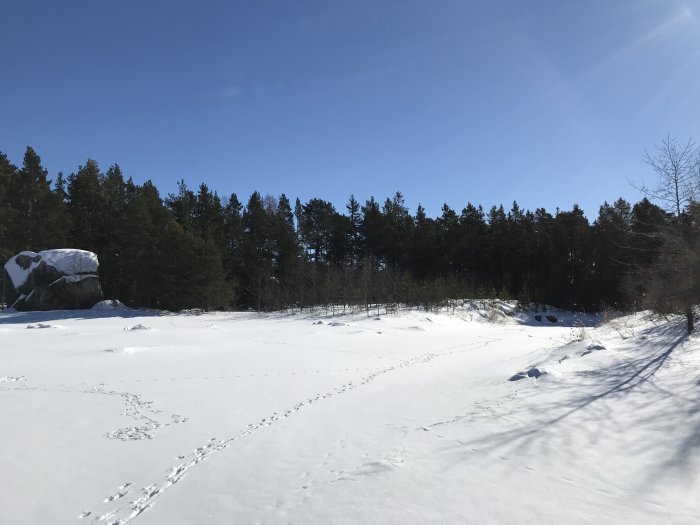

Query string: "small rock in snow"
[126, 324, 151, 331]
[527, 367, 546, 379]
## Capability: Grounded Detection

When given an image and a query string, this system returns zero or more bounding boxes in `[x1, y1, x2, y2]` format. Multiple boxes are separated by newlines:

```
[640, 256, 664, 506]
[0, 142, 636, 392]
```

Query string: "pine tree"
[411, 204, 438, 280]
[223, 193, 244, 287]
[0, 152, 18, 262]
[193, 183, 225, 251]
[67, 159, 104, 251]
[118, 181, 162, 306]
[300, 198, 336, 264]
[94, 165, 128, 297]
[166, 180, 196, 230]
[360, 197, 384, 267]
[158, 219, 198, 310]
[459, 203, 488, 285]
[382, 191, 412, 270]
[592, 199, 632, 308]
[240, 192, 274, 309]
[346, 195, 362, 269]
[274, 194, 300, 279]
[8, 147, 67, 251]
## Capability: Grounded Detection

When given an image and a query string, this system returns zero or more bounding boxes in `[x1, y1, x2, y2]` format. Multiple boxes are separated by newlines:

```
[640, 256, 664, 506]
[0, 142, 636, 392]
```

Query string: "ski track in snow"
[81, 338, 499, 524]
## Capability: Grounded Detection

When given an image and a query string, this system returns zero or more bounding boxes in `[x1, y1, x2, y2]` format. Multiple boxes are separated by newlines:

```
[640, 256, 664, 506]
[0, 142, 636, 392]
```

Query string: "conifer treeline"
[0, 146, 671, 311]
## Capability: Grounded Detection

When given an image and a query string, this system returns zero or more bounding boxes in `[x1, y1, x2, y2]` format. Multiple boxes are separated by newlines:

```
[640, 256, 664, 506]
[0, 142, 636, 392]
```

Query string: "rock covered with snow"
[91, 299, 127, 311]
[2, 249, 103, 311]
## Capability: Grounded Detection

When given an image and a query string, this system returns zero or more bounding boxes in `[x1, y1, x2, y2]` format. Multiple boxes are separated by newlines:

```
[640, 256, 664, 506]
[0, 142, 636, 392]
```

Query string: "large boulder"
[2, 249, 104, 311]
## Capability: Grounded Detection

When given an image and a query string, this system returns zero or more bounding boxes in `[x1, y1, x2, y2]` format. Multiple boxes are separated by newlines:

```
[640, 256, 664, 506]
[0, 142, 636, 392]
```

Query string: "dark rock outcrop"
[3, 249, 104, 311]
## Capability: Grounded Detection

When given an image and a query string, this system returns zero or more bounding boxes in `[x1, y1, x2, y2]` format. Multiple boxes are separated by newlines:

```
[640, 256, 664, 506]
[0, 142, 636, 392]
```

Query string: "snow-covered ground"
[1, 304, 699, 524]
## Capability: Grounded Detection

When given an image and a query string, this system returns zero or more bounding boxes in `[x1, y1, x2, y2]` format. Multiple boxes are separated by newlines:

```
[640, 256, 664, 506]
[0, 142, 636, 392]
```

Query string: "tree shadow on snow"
[0, 307, 169, 324]
[441, 319, 700, 489]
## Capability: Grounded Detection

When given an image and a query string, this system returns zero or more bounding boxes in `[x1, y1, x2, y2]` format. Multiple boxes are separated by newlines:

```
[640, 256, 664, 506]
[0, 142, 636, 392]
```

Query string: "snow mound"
[4, 249, 99, 288]
[581, 341, 606, 357]
[125, 324, 151, 331]
[92, 299, 128, 311]
[508, 367, 547, 381]
[26, 323, 55, 329]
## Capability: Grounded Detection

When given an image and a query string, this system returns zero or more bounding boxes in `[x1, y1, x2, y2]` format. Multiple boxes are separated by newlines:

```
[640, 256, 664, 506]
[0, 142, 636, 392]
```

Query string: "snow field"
[0, 307, 699, 524]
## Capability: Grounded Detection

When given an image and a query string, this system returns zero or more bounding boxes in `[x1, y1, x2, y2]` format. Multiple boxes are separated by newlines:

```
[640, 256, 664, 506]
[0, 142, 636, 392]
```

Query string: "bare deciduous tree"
[634, 136, 700, 334]
[640, 219, 699, 334]
[638, 135, 699, 218]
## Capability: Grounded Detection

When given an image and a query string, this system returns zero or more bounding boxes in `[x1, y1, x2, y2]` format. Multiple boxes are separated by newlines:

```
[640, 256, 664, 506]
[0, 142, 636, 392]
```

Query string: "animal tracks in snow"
[104, 490, 127, 503]
[79, 340, 492, 523]
[86, 383, 189, 441]
[427, 401, 505, 429]
[1, 377, 188, 442]
[0, 375, 27, 382]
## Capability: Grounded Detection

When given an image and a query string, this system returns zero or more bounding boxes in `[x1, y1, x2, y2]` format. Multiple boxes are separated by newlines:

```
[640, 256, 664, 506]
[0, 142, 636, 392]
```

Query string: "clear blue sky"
[1, 0, 699, 218]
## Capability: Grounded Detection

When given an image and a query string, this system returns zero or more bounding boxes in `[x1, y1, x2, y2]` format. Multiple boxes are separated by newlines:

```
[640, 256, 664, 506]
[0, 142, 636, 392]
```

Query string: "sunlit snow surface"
[1, 305, 699, 524]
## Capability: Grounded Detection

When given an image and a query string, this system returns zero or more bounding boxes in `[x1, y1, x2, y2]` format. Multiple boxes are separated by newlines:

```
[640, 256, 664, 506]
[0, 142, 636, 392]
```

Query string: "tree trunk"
[687, 306, 694, 334]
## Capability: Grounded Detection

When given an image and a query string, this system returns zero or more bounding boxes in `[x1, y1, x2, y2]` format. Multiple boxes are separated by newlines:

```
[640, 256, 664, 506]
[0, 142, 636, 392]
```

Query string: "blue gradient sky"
[2, 1, 699, 217]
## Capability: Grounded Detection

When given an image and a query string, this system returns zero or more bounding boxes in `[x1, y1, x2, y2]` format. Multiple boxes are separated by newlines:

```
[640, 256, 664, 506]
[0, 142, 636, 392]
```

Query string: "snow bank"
[4, 249, 99, 287]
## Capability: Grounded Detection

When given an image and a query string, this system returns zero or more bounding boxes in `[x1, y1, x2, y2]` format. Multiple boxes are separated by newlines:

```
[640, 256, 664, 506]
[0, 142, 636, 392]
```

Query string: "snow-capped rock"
[2, 249, 103, 311]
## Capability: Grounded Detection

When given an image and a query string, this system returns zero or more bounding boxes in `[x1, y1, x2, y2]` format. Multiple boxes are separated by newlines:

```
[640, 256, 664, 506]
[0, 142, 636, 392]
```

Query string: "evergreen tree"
[382, 191, 412, 270]
[158, 219, 198, 310]
[411, 204, 438, 280]
[240, 192, 274, 309]
[166, 180, 197, 230]
[346, 195, 362, 269]
[8, 147, 67, 250]
[118, 180, 162, 306]
[96, 165, 127, 297]
[67, 159, 104, 251]
[592, 199, 632, 308]
[300, 198, 336, 264]
[550, 205, 594, 309]
[274, 193, 299, 278]
[459, 203, 488, 287]
[223, 193, 244, 285]
[193, 183, 225, 252]
[0, 152, 18, 262]
[360, 197, 384, 267]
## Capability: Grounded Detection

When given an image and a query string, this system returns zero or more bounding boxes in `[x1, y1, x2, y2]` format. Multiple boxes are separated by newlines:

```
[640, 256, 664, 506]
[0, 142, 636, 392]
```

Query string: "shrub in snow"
[2, 249, 103, 311]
